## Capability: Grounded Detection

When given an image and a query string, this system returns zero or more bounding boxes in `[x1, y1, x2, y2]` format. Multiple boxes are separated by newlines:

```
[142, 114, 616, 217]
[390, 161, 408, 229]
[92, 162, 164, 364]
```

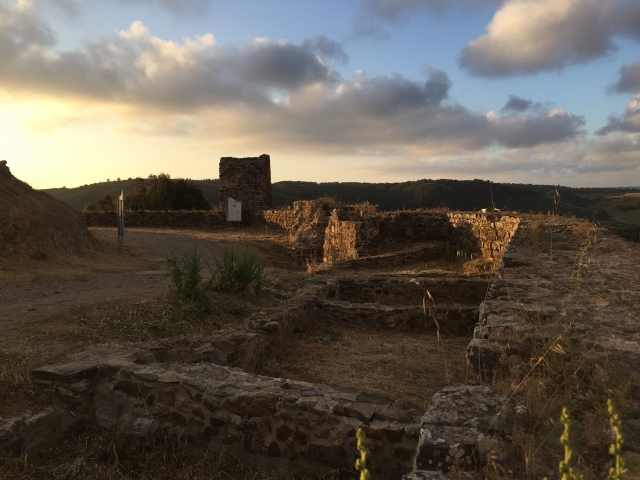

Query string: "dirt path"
[0, 228, 229, 329]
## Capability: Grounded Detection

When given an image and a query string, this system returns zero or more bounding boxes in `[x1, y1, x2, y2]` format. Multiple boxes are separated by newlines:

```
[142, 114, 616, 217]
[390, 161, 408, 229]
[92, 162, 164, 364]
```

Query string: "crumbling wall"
[219, 154, 272, 212]
[263, 200, 330, 263]
[323, 210, 521, 265]
[322, 206, 379, 264]
[447, 213, 520, 260]
[377, 211, 450, 240]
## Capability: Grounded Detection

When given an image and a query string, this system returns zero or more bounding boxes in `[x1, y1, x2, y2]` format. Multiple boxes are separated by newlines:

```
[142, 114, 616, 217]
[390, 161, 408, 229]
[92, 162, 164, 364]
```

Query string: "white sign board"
[226, 197, 242, 222]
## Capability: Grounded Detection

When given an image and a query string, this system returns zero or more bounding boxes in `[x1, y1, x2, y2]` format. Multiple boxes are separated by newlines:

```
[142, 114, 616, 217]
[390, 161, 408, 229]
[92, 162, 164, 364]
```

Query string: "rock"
[32, 360, 99, 384]
[307, 443, 347, 468]
[415, 385, 514, 472]
[346, 403, 375, 423]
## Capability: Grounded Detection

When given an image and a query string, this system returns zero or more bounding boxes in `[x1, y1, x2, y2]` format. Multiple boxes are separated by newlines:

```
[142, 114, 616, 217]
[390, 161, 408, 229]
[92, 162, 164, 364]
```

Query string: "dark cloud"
[596, 94, 640, 134]
[329, 71, 450, 117]
[361, 0, 500, 20]
[501, 95, 533, 113]
[267, 74, 583, 152]
[609, 61, 640, 93]
[494, 111, 586, 148]
[615, 0, 640, 40]
[238, 37, 347, 90]
[459, 0, 619, 77]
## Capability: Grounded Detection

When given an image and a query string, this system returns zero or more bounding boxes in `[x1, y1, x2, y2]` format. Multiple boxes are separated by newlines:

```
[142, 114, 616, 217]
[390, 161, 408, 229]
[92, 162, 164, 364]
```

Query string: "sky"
[1, 0, 640, 189]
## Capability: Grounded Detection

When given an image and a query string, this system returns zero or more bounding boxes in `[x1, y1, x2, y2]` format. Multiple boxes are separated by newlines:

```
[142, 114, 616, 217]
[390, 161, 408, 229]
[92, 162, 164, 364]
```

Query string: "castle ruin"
[218, 154, 272, 213]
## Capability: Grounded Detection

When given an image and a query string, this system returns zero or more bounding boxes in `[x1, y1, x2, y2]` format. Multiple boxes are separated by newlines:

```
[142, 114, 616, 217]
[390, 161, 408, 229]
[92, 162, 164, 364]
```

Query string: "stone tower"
[218, 154, 272, 212]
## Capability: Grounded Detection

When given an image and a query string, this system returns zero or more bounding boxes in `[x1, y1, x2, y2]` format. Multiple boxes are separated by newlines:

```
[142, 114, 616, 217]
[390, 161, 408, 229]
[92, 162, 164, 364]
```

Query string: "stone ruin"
[4, 201, 640, 479]
[263, 200, 520, 267]
[218, 154, 272, 213]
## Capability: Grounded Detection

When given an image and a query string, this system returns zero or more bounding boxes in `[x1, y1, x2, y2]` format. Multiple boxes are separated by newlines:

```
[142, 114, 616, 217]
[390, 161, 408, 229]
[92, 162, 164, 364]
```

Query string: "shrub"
[166, 248, 206, 304]
[213, 247, 263, 297]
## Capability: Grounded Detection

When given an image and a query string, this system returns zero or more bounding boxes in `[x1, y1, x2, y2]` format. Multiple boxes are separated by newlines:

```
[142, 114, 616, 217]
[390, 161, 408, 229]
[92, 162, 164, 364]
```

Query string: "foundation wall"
[326, 276, 489, 305]
[22, 339, 422, 479]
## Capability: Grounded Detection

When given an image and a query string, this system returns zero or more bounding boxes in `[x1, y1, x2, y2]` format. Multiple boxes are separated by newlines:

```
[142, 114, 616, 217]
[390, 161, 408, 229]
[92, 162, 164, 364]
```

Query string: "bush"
[166, 248, 206, 304]
[125, 174, 210, 211]
[213, 247, 263, 297]
[83, 192, 115, 212]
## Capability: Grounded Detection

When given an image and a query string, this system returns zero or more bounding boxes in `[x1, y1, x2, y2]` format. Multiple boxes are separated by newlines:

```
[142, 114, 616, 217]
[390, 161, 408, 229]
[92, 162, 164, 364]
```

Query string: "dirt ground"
[0, 225, 479, 479]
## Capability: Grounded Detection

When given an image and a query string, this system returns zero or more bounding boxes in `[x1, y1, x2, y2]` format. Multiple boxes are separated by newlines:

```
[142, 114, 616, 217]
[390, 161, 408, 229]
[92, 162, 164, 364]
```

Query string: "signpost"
[226, 197, 242, 222]
[117, 190, 124, 254]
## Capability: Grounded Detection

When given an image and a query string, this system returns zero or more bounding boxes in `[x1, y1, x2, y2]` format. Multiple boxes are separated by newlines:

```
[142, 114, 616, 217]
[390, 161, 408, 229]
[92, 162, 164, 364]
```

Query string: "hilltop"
[1, 161, 95, 259]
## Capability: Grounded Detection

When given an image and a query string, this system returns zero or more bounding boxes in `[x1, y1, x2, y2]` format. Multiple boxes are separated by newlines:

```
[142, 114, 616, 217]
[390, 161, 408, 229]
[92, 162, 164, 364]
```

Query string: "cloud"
[459, 0, 619, 77]
[0, 4, 345, 109]
[501, 95, 533, 113]
[236, 72, 585, 154]
[365, 132, 640, 185]
[0, 3, 585, 159]
[361, 0, 501, 20]
[610, 61, 640, 93]
[597, 94, 640, 134]
[43, 0, 213, 18]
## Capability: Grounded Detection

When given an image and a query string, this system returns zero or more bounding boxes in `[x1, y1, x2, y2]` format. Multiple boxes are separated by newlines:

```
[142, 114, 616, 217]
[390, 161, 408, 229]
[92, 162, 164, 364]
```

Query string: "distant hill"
[42, 178, 640, 242]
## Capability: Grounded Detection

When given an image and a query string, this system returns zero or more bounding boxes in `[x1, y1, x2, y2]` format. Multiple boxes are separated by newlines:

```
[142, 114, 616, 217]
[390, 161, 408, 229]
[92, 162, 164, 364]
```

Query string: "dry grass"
[259, 325, 471, 410]
[0, 421, 347, 480]
[0, 289, 270, 420]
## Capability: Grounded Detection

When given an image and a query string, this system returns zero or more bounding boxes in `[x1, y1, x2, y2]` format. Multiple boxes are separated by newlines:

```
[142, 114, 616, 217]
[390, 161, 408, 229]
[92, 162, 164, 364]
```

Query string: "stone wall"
[19, 339, 423, 478]
[323, 210, 521, 265]
[319, 301, 479, 335]
[219, 155, 272, 212]
[263, 201, 330, 263]
[84, 210, 227, 229]
[325, 276, 489, 306]
[323, 210, 379, 264]
[447, 213, 520, 261]
[377, 212, 450, 240]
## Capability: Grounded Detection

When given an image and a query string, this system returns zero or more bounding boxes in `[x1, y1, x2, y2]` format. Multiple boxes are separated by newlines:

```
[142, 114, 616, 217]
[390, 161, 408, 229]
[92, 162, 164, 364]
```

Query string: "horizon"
[39, 173, 640, 192]
[2, 0, 640, 189]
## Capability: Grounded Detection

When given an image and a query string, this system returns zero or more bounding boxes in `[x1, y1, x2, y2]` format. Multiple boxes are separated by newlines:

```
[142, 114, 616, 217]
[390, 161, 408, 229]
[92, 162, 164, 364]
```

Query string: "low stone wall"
[326, 276, 489, 305]
[328, 244, 448, 270]
[404, 385, 515, 478]
[83, 211, 227, 229]
[21, 343, 423, 478]
[319, 301, 479, 335]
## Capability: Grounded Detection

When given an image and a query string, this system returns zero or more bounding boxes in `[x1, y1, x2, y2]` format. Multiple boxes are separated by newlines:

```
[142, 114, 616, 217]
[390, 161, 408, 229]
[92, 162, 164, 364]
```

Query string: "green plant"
[166, 248, 206, 304]
[355, 428, 371, 480]
[213, 247, 264, 297]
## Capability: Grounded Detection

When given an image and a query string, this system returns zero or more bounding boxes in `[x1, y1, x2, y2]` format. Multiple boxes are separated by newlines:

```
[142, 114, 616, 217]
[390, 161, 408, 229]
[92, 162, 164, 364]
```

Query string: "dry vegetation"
[1, 220, 481, 479]
[3, 200, 638, 479]
[259, 326, 471, 409]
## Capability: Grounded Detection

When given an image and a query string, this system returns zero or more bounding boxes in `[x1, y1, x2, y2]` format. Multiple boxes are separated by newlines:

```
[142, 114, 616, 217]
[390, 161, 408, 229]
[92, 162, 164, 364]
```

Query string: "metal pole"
[117, 190, 124, 254]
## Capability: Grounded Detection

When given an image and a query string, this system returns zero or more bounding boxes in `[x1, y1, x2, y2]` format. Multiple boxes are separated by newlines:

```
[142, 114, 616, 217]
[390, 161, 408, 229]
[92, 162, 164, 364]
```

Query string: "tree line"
[83, 174, 210, 212]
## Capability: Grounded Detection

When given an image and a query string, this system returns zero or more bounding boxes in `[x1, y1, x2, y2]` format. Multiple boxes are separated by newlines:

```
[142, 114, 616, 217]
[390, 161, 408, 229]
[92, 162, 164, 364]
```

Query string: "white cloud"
[459, 0, 619, 77]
